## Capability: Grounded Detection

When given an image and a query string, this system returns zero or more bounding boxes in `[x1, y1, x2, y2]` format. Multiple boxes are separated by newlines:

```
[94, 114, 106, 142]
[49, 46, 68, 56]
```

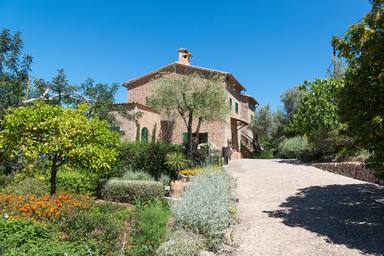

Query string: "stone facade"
[117, 49, 257, 156]
[312, 162, 384, 186]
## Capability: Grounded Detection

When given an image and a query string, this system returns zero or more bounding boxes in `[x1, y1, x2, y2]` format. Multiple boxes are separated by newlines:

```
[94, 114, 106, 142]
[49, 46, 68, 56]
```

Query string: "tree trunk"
[50, 161, 58, 196]
[193, 117, 203, 151]
[186, 112, 194, 160]
[252, 131, 262, 152]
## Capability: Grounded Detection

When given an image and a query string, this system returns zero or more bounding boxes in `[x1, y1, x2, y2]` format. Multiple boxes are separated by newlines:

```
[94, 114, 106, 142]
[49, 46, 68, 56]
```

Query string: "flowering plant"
[0, 192, 91, 221]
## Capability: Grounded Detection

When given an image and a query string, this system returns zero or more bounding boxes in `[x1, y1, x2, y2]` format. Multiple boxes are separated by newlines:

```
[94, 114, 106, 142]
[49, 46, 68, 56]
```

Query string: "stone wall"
[312, 162, 384, 186]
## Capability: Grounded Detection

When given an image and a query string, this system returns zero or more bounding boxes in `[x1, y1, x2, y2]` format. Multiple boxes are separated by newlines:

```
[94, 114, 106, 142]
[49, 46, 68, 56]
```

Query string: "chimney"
[177, 48, 192, 65]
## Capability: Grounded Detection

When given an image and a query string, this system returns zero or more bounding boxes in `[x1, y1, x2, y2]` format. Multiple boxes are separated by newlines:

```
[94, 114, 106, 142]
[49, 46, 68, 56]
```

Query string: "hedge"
[101, 179, 164, 203]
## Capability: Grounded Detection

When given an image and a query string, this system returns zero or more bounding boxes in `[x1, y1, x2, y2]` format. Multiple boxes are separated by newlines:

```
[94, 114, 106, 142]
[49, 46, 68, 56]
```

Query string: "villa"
[114, 49, 257, 157]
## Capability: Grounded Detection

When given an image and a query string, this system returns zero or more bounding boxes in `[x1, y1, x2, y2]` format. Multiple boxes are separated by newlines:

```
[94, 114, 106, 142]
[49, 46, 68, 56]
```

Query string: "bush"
[0, 175, 12, 190]
[250, 150, 274, 159]
[156, 230, 206, 256]
[102, 179, 164, 203]
[174, 169, 235, 249]
[165, 152, 189, 173]
[122, 170, 154, 181]
[118, 142, 184, 179]
[159, 174, 171, 187]
[179, 166, 222, 176]
[58, 202, 131, 254]
[4, 177, 49, 196]
[129, 200, 170, 255]
[0, 219, 99, 255]
[56, 170, 101, 196]
[277, 135, 310, 159]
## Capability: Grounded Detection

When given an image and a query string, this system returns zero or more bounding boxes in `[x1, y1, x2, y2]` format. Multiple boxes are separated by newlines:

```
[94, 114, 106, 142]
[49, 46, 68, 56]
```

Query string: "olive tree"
[148, 73, 228, 159]
[0, 101, 120, 195]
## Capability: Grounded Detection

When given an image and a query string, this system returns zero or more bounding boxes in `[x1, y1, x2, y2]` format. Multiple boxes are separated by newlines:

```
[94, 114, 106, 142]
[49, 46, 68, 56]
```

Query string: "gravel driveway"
[227, 159, 384, 256]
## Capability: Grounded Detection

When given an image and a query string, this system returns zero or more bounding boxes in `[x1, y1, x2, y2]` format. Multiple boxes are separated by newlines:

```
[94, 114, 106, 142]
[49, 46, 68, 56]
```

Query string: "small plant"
[129, 200, 170, 255]
[156, 230, 207, 256]
[159, 174, 171, 187]
[4, 177, 49, 196]
[102, 179, 164, 203]
[174, 169, 235, 250]
[179, 166, 222, 176]
[165, 152, 189, 173]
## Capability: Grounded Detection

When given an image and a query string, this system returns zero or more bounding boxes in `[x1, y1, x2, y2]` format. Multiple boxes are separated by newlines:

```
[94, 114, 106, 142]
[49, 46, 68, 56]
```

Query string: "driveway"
[227, 159, 384, 256]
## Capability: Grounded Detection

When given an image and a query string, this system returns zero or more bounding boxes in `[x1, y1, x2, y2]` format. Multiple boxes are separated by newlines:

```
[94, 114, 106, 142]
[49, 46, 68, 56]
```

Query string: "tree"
[148, 73, 228, 159]
[0, 29, 32, 118]
[332, 0, 384, 169]
[280, 86, 306, 120]
[292, 78, 344, 135]
[250, 105, 274, 151]
[0, 101, 119, 195]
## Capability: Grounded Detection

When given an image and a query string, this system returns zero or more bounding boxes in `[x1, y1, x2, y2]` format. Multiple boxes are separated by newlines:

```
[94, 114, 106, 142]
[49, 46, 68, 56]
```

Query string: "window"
[235, 102, 239, 114]
[182, 132, 208, 145]
[141, 127, 149, 143]
[229, 97, 233, 109]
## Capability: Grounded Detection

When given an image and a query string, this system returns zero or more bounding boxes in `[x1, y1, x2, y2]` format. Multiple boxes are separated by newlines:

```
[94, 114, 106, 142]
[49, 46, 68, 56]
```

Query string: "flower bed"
[0, 193, 91, 221]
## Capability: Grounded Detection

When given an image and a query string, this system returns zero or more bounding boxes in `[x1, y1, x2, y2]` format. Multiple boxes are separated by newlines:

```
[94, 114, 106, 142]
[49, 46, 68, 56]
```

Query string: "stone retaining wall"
[312, 162, 384, 186]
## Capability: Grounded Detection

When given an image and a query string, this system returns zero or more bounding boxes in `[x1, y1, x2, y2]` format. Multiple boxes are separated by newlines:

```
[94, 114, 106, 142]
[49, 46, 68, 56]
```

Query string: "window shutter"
[182, 133, 188, 144]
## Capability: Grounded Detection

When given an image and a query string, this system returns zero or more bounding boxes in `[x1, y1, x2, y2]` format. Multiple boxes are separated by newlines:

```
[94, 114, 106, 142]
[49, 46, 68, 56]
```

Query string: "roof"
[123, 62, 246, 92]
[112, 102, 160, 114]
[241, 94, 258, 106]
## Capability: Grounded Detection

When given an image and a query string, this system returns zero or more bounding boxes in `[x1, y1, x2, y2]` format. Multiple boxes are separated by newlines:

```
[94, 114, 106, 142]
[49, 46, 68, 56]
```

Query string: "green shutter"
[141, 127, 149, 143]
[235, 102, 239, 113]
[229, 98, 232, 109]
[182, 133, 188, 144]
[205, 133, 208, 143]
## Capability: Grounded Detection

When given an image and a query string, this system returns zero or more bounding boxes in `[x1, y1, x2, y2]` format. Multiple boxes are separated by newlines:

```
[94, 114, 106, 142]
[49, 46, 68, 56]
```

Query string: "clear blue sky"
[1, 0, 370, 109]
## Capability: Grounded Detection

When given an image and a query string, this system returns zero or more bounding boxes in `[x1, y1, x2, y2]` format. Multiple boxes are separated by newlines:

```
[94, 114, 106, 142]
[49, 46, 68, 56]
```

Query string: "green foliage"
[280, 86, 306, 120]
[4, 177, 48, 196]
[102, 179, 164, 204]
[148, 73, 228, 159]
[277, 136, 310, 159]
[0, 219, 99, 255]
[58, 202, 131, 254]
[250, 150, 274, 159]
[117, 141, 184, 179]
[174, 169, 235, 250]
[0, 101, 120, 194]
[332, 0, 384, 170]
[128, 200, 170, 256]
[292, 78, 344, 134]
[165, 152, 189, 172]
[156, 230, 207, 256]
[56, 170, 100, 195]
[159, 174, 171, 187]
[122, 170, 155, 181]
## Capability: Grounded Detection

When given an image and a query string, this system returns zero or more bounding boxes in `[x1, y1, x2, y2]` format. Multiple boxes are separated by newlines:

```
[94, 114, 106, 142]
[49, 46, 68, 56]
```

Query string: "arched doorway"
[141, 127, 149, 142]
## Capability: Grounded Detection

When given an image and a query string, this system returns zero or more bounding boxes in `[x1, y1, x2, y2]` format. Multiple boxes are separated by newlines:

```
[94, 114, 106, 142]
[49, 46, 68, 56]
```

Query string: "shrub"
[56, 170, 101, 196]
[179, 166, 222, 176]
[58, 202, 131, 254]
[129, 200, 170, 255]
[0, 193, 91, 221]
[102, 179, 164, 203]
[159, 174, 171, 187]
[4, 177, 49, 196]
[277, 135, 310, 159]
[156, 230, 207, 256]
[122, 170, 154, 181]
[118, 142, 184, 179]
[250, 150, 274, 159]
[0, 219, 99, 255]
[0, 175, 12, 189]
[174, 169, 235, 249]
[165, 152, 189, 173]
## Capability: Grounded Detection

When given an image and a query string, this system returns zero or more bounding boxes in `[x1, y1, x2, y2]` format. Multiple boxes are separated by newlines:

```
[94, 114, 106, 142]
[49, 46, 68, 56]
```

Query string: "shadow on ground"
[264, 184, 384, 255]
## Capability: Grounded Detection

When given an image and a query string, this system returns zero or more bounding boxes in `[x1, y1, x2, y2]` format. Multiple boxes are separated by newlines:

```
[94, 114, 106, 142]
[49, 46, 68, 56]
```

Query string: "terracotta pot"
[170, 180, 185, 197]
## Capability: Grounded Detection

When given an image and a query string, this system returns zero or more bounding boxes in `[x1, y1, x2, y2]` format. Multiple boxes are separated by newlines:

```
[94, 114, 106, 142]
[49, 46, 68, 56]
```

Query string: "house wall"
[124, 72, 255, 154]
[113, 107, 161, 142]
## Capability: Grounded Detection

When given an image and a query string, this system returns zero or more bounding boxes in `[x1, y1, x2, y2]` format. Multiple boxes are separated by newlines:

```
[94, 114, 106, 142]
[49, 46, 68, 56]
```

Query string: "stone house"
[114, 49, 257, 157]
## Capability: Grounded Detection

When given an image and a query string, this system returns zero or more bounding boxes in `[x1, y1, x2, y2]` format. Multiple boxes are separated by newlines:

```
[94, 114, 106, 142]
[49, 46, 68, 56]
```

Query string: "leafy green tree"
[148, 73, 228, 159]
[0, 29, 32, 118]
[280, 86, 306, 120]
[250, 105, 274, 151]
[0, 102, 119, 194]
[332, 0, 384, 169]
[292, 78, 344, 134]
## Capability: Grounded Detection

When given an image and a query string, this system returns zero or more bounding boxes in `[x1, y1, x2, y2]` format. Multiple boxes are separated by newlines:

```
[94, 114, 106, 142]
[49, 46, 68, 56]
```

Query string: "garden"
[0, 29, 236, 255]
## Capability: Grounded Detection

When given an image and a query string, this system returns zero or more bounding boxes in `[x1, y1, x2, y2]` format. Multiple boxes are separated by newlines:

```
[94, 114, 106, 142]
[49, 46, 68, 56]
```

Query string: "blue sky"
[1, 0, 370, 109]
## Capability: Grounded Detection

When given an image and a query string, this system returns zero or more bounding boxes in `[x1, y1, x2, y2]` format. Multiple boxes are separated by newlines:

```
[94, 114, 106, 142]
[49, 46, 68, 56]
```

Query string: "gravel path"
[227, 159, 384, 256]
